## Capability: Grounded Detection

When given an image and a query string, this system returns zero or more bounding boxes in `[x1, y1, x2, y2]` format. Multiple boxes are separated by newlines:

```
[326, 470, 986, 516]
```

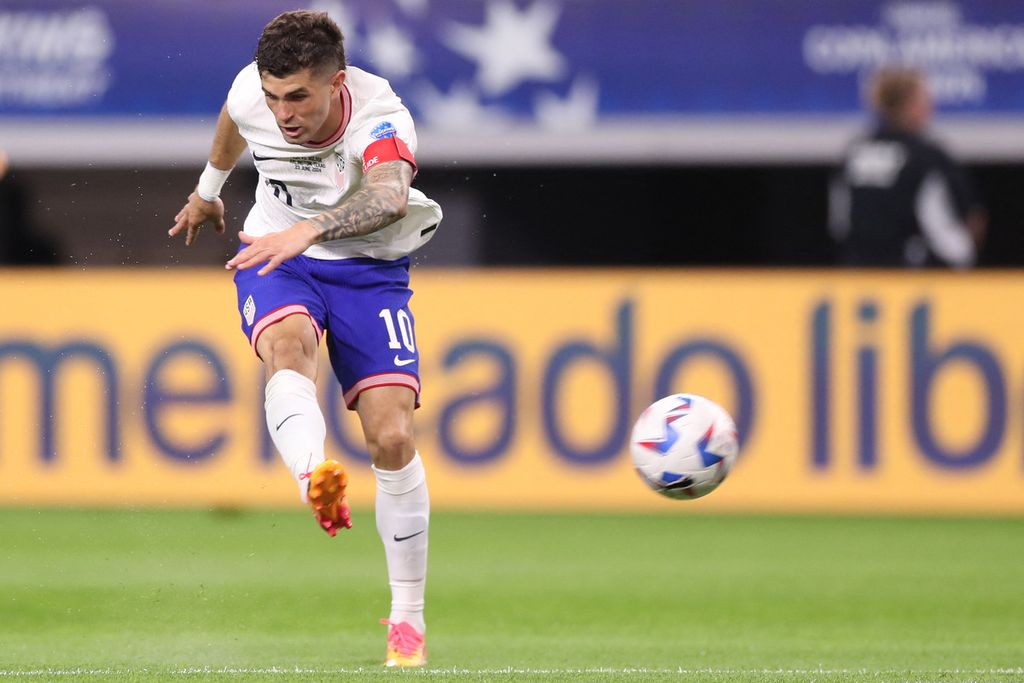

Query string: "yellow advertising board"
[0, 268, 1021, 514]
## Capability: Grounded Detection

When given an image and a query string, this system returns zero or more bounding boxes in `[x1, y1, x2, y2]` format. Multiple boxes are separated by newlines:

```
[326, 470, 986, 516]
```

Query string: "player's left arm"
[226, 159, 413, 275]
[307, 159, 413, 241]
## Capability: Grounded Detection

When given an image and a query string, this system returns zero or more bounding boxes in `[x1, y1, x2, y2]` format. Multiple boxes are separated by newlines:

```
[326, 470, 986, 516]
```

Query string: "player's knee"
[264, 334, 314, 372]
[367, 424, 415, 468]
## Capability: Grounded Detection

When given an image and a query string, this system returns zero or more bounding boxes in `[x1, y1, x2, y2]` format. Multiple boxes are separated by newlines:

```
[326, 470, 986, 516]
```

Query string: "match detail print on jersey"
[363, 136, 417, 174]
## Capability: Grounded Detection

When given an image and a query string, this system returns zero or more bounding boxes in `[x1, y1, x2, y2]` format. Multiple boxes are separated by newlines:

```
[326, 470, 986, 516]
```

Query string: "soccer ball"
[630, 394, 739, 500]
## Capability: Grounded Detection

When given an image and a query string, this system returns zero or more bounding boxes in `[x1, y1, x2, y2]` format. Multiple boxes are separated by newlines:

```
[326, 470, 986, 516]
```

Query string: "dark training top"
[830, 126, 981, 268]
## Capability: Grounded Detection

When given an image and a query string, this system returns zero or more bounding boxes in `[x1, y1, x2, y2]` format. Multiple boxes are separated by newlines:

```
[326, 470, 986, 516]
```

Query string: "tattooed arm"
[225, 160, 414, 276]
[308, 160, 413, 242]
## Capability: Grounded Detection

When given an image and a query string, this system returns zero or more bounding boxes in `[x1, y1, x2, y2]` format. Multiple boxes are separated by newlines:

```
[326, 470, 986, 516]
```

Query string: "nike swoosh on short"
[393, 355, 416, 367]
[393, 530, 425, 542]
[275, 413, 301, 431]
[252, 152, 280, 161]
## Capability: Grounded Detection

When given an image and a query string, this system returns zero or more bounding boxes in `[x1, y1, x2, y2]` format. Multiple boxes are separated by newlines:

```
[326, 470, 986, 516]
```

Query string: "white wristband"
[196, 162, 232, 202]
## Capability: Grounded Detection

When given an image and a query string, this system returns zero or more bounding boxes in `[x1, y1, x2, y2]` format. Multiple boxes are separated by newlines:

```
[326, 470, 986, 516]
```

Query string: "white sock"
[264, 369, 326, 502]
[373, 453, 429, 634]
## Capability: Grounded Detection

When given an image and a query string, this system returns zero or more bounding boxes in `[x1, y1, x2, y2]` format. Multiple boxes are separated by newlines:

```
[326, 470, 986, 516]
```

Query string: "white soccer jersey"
[226, 62, 442, 261]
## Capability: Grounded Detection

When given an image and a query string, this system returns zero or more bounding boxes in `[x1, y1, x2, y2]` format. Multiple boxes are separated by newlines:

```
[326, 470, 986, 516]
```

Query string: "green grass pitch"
[0, 508, 1021, 682]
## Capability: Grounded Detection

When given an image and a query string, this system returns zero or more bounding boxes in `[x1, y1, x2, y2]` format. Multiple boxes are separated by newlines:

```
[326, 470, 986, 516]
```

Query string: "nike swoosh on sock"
[275, 413, 301, 431]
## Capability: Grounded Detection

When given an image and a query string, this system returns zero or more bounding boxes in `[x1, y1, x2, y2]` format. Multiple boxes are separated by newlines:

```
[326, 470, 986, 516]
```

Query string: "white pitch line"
[0, 667, 1023, 677]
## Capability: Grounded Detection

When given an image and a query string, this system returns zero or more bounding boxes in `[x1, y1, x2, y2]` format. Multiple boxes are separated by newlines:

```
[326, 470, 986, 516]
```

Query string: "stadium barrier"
[0, 269, 1021, 514]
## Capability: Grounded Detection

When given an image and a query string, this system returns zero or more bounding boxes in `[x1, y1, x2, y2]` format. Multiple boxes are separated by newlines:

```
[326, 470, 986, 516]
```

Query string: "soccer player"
[829, 67, 986, 268]
[168, 10, 440, 667]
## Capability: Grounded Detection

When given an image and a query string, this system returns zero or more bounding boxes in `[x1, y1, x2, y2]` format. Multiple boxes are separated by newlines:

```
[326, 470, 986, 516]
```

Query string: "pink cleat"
[305, 460, 351, 537]
[381, 619, 426, 667]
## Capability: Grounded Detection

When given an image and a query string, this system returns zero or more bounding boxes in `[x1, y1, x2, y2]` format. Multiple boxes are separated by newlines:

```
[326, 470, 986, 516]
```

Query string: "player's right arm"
[169, 104, 248, 246]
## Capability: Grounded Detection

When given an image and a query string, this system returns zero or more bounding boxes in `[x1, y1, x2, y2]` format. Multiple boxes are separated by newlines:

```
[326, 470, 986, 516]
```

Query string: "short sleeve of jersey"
[225, 62, 259, 128]
[347, 110, 418, 175]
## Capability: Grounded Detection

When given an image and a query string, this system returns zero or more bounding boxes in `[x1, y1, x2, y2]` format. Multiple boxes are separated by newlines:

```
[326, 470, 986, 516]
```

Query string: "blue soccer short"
[234, 254, 420, 409]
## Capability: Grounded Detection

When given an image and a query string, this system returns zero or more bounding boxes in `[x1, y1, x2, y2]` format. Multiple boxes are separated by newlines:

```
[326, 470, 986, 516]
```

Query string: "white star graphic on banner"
[535, 76, 599, 129]
[395, 0, 429, 15]
[366, 23, 418, 79]
[415, 82, 512, 131]
[442, 0, 567, 97]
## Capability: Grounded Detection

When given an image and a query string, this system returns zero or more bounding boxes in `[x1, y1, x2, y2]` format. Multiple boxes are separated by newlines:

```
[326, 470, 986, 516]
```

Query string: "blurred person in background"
[0, 150, 60, 265]
[169, 10, 441, 667]
[828, 67, 987, 268]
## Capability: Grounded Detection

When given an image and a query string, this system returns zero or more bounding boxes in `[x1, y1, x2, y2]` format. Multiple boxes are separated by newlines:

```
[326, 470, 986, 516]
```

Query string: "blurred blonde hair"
[867, 67, 926, 125]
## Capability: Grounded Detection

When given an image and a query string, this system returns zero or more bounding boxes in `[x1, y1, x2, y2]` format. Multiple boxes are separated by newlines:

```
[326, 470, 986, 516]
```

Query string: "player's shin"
[264, 369, 327, 501]
[373, 453, 429, 634]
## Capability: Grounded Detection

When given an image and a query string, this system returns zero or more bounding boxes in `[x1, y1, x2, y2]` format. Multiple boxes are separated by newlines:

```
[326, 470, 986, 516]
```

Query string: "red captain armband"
[362, 136, 417, 176]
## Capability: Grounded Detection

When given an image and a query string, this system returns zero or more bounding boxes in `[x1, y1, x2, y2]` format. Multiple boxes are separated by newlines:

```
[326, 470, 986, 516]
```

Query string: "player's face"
[261, 68, 346, 145]
[903, 84, 933, 133]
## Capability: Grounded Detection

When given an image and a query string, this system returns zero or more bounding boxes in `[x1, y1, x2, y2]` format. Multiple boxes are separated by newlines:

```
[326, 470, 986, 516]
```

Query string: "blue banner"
[2, 0, 1023, 119]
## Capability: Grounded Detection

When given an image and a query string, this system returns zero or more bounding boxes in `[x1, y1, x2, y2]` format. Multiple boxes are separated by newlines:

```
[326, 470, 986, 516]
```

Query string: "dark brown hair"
[255, 10, 346, 78]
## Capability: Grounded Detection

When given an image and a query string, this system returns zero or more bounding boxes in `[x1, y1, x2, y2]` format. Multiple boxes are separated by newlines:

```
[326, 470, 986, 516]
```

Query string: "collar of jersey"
[303, 83, 352, 149]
